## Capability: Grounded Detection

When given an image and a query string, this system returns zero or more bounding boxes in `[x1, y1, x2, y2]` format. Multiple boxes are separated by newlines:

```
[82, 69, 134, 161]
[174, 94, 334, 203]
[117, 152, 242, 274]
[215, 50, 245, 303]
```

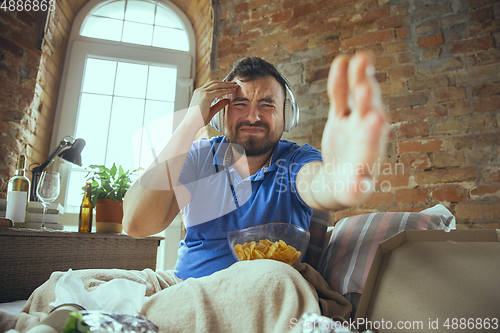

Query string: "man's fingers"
[203, 80, 238, 91]
[327, 55, 349, 117]
[348, 52, 376, 118]
[209, 98, 229, 118]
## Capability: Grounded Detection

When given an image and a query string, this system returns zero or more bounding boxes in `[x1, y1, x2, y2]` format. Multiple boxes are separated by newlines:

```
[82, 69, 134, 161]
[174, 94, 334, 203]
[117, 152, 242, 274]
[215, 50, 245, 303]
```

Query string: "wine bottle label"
[6, 191, 28, 223]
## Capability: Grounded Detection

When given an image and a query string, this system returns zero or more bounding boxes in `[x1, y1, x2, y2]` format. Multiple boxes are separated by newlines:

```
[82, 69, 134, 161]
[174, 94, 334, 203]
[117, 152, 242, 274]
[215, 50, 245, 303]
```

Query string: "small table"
[0, 228, 163, 302]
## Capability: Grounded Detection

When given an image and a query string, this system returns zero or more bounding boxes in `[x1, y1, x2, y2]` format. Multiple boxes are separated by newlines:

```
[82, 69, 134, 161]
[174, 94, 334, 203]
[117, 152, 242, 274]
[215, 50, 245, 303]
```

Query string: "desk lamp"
[29, 136, 85, 201]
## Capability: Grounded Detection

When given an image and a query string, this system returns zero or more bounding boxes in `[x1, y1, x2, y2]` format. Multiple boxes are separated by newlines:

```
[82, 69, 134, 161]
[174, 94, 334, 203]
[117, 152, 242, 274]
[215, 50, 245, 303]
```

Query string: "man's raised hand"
[320, 52, 390, 207]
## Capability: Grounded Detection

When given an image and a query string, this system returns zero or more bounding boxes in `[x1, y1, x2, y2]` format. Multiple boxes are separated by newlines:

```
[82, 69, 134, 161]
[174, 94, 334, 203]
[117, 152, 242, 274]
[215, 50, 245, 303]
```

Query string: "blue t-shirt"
[174, 136, 322, 280]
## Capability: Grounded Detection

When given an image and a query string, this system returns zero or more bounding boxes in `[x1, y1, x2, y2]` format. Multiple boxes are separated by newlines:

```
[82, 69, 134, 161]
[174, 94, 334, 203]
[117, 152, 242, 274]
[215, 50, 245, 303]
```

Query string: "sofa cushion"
[317, 207, 455, 297]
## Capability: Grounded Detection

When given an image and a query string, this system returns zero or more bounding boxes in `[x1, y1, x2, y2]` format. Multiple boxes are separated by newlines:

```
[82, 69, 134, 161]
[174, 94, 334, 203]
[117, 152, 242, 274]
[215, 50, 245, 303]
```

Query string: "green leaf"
[80, 163, 138, 205]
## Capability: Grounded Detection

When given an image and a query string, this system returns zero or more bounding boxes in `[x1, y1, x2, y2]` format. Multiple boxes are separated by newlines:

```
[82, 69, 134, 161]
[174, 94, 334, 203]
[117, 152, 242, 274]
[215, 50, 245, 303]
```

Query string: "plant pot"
[95, 198, 123, 233]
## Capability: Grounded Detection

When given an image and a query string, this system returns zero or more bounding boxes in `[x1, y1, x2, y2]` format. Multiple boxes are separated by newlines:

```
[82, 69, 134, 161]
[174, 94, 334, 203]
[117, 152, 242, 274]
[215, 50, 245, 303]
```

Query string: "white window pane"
[80, 16, 123, 41]
[75, 93, 112, 166]
[106, 97, 145, 171]
[67, 170, 88, 208]
[125, 0, 155, 24]
[114, 62, 148, 98]
[155, 6, 184, 29]
[93, 0, 125, 20]
[152, 26, 189, 51]
[82, 58, 117, 95]
[147, 66, 177, 101]
[122, 21, 153, 46]
[139, 101, 175, 169]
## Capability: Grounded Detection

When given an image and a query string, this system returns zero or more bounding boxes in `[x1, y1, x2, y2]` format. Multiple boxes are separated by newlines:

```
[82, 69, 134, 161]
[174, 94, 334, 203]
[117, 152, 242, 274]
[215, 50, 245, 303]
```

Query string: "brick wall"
[1, 0, 499, 228]
[0, 0, 213, 195]
[212, 0, 500, 228]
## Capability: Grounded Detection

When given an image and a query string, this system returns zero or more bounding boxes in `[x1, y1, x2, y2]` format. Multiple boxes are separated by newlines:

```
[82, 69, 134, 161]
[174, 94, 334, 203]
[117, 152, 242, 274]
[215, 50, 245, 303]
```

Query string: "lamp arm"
[29, 138, 72, 201]
[38, 139, 72, 172]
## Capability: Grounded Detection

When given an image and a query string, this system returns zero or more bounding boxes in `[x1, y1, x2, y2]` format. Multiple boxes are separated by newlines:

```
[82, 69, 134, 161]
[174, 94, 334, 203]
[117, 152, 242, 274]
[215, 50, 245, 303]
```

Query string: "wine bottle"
[79, 182, 93, 232]
[6, 155, 31, 228]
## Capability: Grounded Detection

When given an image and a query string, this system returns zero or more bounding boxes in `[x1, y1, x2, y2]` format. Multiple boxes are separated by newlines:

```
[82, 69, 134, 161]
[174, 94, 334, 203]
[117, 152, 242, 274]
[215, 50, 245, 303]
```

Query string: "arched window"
[52, 0, 195, 216]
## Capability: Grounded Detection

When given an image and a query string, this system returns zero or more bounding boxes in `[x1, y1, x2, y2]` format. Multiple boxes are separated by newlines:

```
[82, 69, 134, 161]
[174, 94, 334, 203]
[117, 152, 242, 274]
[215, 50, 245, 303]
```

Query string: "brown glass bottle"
[78, 182, 93, 232]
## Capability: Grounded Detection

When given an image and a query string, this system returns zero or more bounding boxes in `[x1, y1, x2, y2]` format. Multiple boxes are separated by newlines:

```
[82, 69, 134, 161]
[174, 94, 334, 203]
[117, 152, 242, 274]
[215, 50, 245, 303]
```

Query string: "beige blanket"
[2, 260, 351, 333]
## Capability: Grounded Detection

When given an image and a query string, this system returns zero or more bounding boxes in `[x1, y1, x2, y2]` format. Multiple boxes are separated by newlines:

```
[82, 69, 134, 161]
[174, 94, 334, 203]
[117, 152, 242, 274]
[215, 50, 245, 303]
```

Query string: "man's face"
[225, 75, 285, 157]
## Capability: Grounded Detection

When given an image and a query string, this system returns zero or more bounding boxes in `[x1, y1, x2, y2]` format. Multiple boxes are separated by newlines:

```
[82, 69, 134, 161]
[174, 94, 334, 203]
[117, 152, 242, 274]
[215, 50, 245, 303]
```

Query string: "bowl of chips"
[227, 223, 310, 266]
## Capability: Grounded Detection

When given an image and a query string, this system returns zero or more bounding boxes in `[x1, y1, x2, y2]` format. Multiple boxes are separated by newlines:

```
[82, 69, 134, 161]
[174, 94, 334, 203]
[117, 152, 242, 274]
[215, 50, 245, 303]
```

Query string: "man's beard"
[226, 120, 282, 157]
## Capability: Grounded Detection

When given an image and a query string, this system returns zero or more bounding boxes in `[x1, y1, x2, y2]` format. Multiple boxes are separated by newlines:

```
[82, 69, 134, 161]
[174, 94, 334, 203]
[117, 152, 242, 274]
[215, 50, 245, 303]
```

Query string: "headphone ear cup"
[209, 100, 226, 133]
[283, 84, 299, 132]
[283, 98, 292, 132]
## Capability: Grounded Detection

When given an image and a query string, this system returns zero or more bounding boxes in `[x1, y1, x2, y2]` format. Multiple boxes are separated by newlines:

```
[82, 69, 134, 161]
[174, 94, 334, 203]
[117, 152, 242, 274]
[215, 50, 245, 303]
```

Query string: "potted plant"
[84, 163, 139, 233]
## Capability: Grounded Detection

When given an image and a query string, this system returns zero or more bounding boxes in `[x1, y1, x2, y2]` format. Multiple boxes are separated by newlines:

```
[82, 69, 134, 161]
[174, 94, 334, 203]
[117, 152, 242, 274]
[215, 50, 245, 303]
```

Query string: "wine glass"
[36, 171, 60, 229]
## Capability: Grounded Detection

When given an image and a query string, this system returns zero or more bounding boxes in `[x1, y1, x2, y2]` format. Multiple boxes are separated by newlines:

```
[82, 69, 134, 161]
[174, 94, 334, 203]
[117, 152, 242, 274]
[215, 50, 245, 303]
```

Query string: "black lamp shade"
[58, 138, 85, 166]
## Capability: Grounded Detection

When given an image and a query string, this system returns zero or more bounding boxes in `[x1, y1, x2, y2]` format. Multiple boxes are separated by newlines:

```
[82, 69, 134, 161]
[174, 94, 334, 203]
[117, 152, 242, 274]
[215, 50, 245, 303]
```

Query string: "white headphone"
[210, 73, 299, 133]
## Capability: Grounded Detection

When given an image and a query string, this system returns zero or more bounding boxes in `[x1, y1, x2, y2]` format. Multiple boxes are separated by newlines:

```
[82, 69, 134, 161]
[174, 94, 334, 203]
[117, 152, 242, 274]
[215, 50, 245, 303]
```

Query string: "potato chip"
[233, 238, 302, 266]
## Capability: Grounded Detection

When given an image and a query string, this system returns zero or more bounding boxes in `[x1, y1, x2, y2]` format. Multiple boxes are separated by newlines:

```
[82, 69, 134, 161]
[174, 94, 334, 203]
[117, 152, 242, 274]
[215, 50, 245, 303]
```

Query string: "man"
[6, 53, 387, 333]
[123, 52, 388, 280]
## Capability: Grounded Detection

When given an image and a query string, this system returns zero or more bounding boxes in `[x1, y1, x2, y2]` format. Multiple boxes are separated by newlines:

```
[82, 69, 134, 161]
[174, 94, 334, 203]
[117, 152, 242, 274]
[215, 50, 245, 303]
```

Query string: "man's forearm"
[123, 118, 201, 238]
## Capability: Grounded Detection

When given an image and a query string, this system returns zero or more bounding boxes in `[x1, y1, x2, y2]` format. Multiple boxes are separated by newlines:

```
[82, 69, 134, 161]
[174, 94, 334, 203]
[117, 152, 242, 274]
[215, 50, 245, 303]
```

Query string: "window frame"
[50, 0, 195, 219]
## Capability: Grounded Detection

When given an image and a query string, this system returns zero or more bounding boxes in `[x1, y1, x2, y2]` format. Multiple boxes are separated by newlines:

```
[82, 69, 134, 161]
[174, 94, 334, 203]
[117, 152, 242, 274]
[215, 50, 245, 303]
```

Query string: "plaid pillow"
[318, 211, 455, 296]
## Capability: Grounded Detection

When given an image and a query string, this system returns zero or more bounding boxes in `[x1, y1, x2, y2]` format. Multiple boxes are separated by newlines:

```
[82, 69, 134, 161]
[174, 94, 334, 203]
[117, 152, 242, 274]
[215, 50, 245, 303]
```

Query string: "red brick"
[218, 37, 234, 49]
[449, 36, 495, 54]
[292, 2, 322, 19]
[387, 207, 425, 213]
[234, 2, 248, 14]
[455, 204, 500, 220]
[470, 185, 500, 196]
[334, 209, 380, 222]
[377, 173, 410, 188]
[390, 106, 428, 123]
[284, 39, 307, 51]
[387, 65, 415, 79]
[447, 100, 471, 117]
[487, 168, 500, 181]
[0, 36, 23, 58]
[391, 5, 409, 15]
[398, 139, 443, 153]
[363, 191, 392, 208]
[244, 17, 272, 32]
[377, 15, 407, 30]
[399, 154, 432, 170]
[341, 30, 393, 48]
[469, 20, 500, 37]
[431, 186, 465, 202]
[417, 32, 444, 48]
[414, 167, 478, 184]
[473, 95, 500, 113]
[470, 7, 494, 23]
[399, 121, 429, 138]
[396, 26, 410, 39]
[218, 43, 248, 59]
[249, 0, 266, 10]
[435, 86, 467, 103]
[271, 10, 293, 23]
[388, 93, 428, 110]
[473, 82, 500, 97]
[470, 49, 500, 67]
[395, 188, 428, 204]
[234, 31, 260, 44]
[385, 40, 408, 53]
[416, 19, 440, 34]
[339, 7, 390, 28]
